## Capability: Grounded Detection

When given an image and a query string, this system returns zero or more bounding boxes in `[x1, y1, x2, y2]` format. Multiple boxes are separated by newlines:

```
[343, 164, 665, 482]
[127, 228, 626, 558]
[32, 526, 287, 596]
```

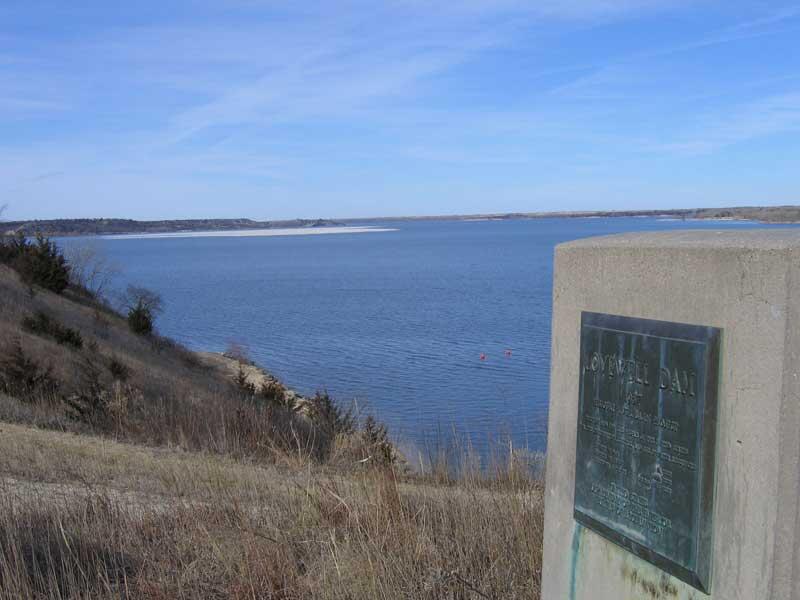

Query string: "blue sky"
[2, 1, 800, 220]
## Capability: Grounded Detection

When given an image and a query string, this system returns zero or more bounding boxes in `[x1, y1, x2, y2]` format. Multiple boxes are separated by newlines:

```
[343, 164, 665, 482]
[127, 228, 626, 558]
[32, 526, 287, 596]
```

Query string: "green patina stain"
[621, 561, 681, 599]
[568, 526, 686, 600]
[569, 524, 584, 600]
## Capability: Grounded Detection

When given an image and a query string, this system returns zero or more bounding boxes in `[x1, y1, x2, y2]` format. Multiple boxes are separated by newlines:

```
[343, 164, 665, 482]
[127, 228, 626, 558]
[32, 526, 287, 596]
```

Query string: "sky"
[2, 1, 800, 221]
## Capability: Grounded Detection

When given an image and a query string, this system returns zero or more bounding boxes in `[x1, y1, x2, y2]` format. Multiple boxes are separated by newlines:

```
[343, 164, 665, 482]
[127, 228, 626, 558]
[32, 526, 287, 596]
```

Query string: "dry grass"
[0, 423, 544, 599]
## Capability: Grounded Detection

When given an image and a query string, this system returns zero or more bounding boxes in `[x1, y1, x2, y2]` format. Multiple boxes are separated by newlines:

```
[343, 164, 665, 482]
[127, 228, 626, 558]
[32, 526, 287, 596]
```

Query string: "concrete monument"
[541, 230, 800, 600]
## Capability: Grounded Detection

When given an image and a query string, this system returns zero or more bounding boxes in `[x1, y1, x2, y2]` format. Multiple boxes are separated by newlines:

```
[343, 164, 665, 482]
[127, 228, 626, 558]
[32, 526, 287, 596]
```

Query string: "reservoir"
[61, 217, 798, 456]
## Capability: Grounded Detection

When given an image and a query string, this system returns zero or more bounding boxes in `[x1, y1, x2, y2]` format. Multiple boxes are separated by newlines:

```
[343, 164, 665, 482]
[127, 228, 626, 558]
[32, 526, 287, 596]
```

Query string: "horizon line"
[4, 204, 800, 225]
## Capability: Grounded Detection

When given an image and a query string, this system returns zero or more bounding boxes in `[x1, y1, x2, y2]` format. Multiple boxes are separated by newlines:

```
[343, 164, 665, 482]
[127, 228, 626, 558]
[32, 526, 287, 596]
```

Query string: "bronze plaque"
[574, 312, 720, 592]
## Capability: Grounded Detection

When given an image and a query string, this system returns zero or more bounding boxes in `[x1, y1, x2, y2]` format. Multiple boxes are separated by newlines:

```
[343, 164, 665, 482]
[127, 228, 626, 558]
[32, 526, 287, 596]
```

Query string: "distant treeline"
[3, 205, 799, 237]
[686, 206, 800, 223]
[342, 205, 800, 224]
[1, 217, 344, 237]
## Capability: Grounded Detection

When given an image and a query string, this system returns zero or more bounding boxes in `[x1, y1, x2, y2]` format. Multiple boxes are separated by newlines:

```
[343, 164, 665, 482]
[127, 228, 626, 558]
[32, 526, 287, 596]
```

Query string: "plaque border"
[574, 311, 720, 593]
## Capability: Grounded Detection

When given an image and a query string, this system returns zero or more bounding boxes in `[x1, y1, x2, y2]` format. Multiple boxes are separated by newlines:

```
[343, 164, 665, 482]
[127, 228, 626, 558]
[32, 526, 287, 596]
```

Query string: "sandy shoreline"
[102, 226, 397, 240]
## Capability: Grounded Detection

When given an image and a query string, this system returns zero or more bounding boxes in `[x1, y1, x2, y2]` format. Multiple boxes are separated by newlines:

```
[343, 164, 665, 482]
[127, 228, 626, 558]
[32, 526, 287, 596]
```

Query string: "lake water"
[61, 217, 797, 456]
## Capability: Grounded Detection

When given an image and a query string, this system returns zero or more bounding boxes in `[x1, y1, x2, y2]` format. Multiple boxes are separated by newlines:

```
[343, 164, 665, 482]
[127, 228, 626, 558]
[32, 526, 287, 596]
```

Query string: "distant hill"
[343, 205, 800, 224]
[3, 205, 799, 237]
[686, 206, 800, 223]
[0, 217, 345, 237]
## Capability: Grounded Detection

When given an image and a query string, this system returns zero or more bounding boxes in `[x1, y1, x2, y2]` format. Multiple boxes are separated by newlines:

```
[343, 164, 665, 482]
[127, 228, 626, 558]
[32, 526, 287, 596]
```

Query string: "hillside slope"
[0, 262, 369, 463]
[0, 263, 227, 408]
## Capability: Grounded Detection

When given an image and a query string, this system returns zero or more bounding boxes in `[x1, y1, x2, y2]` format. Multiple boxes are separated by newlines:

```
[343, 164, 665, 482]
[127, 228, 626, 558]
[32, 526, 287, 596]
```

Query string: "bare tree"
[122, 285, 163, 314]
[65, 242, 121, 299]
[224, 340, 252, 364]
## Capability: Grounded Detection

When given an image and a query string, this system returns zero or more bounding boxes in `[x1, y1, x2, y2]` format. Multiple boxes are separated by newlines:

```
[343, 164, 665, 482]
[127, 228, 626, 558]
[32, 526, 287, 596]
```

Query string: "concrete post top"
[542, 225, 800, 600]
[557, 228, 800, 251]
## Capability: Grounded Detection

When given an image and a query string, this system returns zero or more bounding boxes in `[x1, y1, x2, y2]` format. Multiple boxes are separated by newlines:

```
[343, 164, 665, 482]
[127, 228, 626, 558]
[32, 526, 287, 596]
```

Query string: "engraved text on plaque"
[574, 312, 720, 592]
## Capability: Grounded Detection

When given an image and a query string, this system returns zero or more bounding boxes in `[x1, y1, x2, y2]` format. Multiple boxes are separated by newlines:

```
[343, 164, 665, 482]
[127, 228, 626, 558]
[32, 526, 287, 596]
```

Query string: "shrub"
[363, 415, 395, 466]
[64, 354, 109, 427]
[0, 233, 70, 294]
[22, 311, 84, 349]
[308, 391, 356, 436]
[108, 356, 130, 382]
[0, 338, 59, 402]
[234, 364, 256, 396]
[259, 380, 290, 408]
[127, 304, 154, 335]
[0, 231, 24, 263]
[123, 286, 162, 336]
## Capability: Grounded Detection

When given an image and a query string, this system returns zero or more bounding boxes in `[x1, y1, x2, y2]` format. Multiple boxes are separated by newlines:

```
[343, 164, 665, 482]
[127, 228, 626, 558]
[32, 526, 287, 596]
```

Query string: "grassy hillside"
[0, 257, 381, 464]
[0, 242, 545, 599]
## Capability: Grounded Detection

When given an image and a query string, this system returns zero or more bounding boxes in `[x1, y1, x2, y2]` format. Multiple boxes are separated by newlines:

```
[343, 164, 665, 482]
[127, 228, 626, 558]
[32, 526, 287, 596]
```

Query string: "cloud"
[0, 97, 69, 112]
[0, 0, 691, 132]
[65, 0, 688, 141]
[2, 0, 798, 219]
[655, 91, 800, 154]
[650, 5, 800, 57]
[30, 171, 63, 182]
[549, 5, 800, 98]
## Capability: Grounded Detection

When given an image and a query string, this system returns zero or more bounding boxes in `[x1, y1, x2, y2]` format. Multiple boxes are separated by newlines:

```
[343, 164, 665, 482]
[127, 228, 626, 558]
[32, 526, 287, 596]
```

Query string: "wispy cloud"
[654, 91, 800, 154]
[0, 97, 69, 112]
[650, 5, 800, 56]
[36, 0, 687, 141]
[2, 0, 799, 219]
[549, 5, 800, 98]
